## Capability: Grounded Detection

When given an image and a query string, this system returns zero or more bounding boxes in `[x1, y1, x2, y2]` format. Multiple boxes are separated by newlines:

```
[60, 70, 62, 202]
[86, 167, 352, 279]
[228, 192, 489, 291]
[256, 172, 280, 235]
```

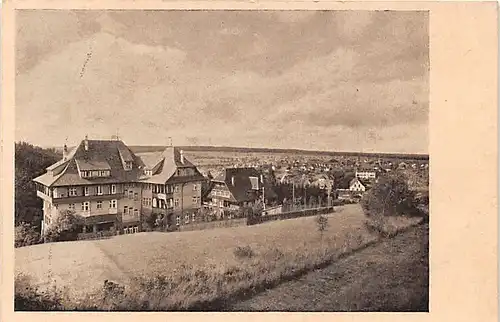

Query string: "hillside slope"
[16, 205, 370, 299]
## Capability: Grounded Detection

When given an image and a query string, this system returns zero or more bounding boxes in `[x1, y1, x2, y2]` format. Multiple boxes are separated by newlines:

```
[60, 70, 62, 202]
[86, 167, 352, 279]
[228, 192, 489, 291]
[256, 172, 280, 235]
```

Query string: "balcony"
[52, 193, 124, 204]
[36, 190, 53, 203]
[155, 192, 173, 200]
[78, 208, 120, 218]
[122, 213, 140, 223]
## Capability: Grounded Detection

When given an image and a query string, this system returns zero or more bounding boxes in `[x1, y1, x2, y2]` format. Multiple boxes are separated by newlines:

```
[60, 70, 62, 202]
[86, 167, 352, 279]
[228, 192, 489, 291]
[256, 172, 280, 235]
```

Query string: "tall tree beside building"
[15, 142, 61, 228]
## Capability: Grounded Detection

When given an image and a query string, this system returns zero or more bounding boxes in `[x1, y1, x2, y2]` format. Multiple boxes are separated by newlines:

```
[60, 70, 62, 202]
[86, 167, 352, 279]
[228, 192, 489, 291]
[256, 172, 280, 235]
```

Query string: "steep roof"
[137, 147, 203, 185]
[75, 159, 111, 171]
[214, 167, 277, 203]
[34, 139, 143, 187]
[349, 177, 369, 188]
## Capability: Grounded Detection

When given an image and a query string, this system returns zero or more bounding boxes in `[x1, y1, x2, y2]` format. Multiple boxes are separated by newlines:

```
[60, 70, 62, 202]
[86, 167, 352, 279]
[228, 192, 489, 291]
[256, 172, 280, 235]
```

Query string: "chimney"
[84, 135, 89, 151]
[63, 144, 68, 161]
[231, 176, 235, 186]
[180, 149, 185, 164]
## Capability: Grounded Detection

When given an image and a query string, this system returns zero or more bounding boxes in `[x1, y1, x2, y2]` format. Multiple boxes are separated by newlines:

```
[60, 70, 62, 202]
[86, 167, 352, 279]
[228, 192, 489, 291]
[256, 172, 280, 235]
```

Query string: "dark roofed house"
[33, 137, 206, 238]
[208, 167, 278, 219]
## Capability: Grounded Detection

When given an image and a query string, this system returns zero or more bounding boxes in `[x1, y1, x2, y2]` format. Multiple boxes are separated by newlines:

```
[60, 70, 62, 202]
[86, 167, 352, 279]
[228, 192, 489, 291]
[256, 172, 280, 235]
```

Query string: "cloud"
[15, 10, 429, 153]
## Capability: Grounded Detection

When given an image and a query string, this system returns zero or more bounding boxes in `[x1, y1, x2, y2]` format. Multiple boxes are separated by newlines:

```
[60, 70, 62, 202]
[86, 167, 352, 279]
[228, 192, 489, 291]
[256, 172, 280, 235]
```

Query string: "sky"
[15, 10, 429, 153]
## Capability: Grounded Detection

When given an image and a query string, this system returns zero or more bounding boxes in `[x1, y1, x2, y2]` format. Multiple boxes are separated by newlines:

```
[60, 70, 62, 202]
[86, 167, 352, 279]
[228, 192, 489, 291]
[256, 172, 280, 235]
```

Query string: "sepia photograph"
[14, 9, 431, 312]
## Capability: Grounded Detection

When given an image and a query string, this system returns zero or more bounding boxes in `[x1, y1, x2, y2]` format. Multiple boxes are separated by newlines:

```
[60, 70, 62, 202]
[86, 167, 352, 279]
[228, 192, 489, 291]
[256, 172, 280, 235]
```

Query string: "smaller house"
[311, 173, 334, 191]
[398, 162, 408, 170]
[355, 168, 377, 180]
[208, 168, 278, 219]
[349, 177, 367, 192]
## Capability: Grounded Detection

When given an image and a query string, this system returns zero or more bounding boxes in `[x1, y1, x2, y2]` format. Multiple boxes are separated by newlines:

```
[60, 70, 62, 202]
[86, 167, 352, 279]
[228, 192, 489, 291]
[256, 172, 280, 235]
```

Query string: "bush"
[44, 210, 83, 242]
[360, 172, 417, 218]
[316, 214, 328, 239]
[233, 245, 255, 259]
[15, 222, 41, 247]
[15, 273, 64, 311]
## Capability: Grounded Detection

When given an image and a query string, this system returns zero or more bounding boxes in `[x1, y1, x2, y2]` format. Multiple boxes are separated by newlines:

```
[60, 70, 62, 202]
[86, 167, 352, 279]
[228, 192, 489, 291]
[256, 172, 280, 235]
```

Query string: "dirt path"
[228, 224, 429, 312]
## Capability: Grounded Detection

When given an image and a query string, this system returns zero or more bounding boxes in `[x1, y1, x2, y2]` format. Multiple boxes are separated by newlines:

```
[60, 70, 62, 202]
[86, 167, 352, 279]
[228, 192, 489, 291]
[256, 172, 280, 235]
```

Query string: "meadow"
[15, 204, 423, 310]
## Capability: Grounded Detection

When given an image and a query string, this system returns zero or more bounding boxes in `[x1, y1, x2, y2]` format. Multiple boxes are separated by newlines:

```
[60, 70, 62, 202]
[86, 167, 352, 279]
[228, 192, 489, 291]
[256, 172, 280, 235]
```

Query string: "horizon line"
[18, 140, 429, 158]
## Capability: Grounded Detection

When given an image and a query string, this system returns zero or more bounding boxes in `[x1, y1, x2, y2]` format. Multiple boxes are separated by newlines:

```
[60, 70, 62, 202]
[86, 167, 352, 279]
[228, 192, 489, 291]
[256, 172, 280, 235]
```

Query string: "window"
[192, 213, 196, 222]
[97, 185, 103, 195]
[134, 209, 139, 217]
[69, 187, 77, 196]
[97, 201, 102, 209]
[152, 198, 157, 208]
[81, 201, 90, 211]
[134, 192, 139, 201]
[176, 216, 180, 226]
[124, 206, 128, 215]
[175, 185, 179, 193]
[192, 196, 198, 205]
[134, 226, 139, 233]
[68, 203, 75, 210]
[185, 214, 190, 224]
[111, 184, 116, 194]
[143, 197, 147, 206]
[110, 199, 117, 209]
[193, 184, 198, 191]
[84, 187, 90, 196]
[220, 200, 223, 207]
[125, 161, 132, 170]
[123, 228, 128, 234]
[127, 190, 132, 199]
[174, 199, 179, 207]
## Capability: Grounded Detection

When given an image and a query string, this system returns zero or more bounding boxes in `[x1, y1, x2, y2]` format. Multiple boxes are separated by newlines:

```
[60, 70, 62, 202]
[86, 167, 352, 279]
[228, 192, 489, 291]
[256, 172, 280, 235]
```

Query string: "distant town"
[32, 136, 429, 238]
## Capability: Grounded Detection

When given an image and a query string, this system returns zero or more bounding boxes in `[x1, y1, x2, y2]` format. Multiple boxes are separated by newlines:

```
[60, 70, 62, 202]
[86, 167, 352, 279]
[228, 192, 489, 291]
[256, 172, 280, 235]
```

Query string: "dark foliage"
[15, 274, 64, 311]
[272, 183, 329, 206]
[15, 142, 60, 228]
[233, 245, 255, 259]
[15, 222, 42, 248]
[43, 210, 84, 242]
[360, 172, 417, 218]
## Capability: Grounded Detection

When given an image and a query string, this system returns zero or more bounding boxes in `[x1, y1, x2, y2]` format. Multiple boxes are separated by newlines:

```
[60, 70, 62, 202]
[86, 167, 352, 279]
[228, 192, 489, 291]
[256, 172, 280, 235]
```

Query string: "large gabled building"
[33, 137, 205, 235]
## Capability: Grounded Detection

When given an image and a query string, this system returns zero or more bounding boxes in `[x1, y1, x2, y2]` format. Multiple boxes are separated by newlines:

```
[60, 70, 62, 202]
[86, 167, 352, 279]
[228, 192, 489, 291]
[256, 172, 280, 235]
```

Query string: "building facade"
[355, 168, 377, 180]
[207, 167, 277, 219]
[33, 137, 205, 235]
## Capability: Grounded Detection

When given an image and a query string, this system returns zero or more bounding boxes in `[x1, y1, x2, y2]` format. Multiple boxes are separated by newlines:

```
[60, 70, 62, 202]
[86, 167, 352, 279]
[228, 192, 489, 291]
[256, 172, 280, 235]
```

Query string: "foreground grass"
[230, 223, 429, 311]
[15, 204, 422, 311]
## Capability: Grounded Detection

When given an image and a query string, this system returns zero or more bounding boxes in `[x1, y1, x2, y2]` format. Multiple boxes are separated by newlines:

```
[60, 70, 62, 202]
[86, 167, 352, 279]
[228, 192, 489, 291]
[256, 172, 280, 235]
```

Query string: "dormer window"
[80, 169, 109, 178]
[144, 169, 152, 176]
[125, 161, 132, 171]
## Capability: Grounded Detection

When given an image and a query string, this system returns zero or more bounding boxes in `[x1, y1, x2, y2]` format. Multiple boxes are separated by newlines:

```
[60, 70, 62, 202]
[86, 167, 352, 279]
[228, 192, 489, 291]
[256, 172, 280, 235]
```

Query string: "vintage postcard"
[1, 1, 497, 321]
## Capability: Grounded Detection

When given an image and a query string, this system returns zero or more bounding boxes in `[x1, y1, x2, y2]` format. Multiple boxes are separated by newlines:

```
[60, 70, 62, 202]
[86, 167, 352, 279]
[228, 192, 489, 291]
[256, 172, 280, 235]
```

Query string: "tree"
[15, 223, 41, 248]
[15, 142, 60, 228]
[44, 210, 83, 242]
[360, 172, 416, 217]
[316, 214, 328, 240]
[250, 199, 264, 218]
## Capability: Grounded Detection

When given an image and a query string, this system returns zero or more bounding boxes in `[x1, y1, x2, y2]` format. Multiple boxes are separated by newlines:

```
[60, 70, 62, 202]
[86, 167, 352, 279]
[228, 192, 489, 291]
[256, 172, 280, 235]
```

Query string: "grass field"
[15, 204, 422, 310]
[230, 223, 429, 311]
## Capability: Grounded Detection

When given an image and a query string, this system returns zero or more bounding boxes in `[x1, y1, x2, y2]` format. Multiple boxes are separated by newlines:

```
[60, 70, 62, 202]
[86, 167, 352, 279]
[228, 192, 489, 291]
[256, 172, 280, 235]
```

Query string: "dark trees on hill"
[15, 142, 61, 229]
[272, 183, 328, 207]
[360, 172, 417, 218]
